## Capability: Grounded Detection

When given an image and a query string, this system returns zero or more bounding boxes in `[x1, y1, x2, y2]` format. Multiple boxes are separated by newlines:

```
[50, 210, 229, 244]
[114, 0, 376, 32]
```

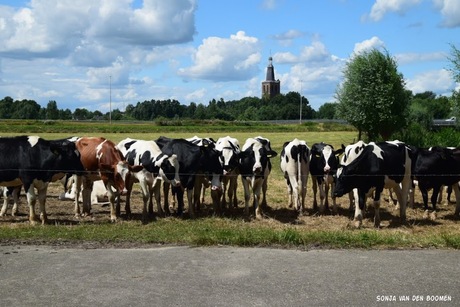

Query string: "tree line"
[0, 88, 454, 123]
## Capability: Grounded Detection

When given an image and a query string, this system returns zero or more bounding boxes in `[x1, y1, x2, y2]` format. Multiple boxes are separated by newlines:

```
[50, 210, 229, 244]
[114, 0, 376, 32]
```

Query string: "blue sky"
[0, 0, 459, 112]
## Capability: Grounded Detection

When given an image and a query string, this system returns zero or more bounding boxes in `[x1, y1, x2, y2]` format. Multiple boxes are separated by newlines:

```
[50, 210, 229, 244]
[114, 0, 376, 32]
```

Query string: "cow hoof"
[430, 211, 437, 221]
[353, 220, 362, 228]
[423, 210, 430, 219]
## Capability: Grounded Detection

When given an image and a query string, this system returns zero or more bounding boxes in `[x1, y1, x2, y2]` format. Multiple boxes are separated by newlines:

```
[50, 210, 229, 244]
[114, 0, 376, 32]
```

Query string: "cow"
[0, 186, 21, 217]
[280, 138, 310, 214]
[59, 178, 112, 206]
[73, 137, 143, 222]
[334, 141, 412, 228]
[215, 136, 241, 210]
[340, 140, 367, 211]
[411, 146, 460, 220]
[239, 137, 277, 219]
[186, 136, 220, 212]
[117, 138, 180, 221]
[309, 142, 344, 214]
[156, 136, 223, 218]
[0, 136, 84, 224]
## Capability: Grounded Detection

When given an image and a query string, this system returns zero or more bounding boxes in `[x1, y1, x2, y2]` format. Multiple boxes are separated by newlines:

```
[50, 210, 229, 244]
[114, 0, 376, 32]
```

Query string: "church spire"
[265, 56, 275, 81]
[261, 56, 280, 99]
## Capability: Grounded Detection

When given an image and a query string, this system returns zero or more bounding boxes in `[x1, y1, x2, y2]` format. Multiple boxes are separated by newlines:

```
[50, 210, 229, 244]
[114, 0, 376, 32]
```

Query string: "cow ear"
[335, 148, 345, 156]
[267, 150, 278, 158]
[130, 165, 143, 173]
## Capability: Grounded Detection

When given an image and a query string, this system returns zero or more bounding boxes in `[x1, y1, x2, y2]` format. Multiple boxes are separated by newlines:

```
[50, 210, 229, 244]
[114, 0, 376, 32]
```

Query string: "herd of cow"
[0, 134, 459, 228]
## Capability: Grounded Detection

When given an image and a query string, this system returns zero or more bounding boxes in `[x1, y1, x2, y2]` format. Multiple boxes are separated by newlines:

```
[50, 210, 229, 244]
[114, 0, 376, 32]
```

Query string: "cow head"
[49, 139, 85, 175]
[100, 161, 143, 194]
[310, 142, 343, 176]
[216, 137, 241, 175]
[155, 153, 181, 187]
[239, 141, 272, 178]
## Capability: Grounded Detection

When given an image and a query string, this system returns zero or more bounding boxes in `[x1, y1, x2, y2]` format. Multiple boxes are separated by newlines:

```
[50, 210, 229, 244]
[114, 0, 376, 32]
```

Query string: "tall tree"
[46, 100, 59, 120]
[448, 43, 460, 83]
[335, 48, 409, 140]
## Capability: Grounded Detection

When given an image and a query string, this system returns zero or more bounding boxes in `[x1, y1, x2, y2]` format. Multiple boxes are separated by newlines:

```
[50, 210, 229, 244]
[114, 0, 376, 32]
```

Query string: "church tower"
[261, 56, 280, 99]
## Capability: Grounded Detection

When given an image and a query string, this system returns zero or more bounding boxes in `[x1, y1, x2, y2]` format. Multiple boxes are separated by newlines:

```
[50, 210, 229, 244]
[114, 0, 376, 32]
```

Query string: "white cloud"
[177, 31, 261, 81]
[367, 0, 421, 21]
[274, 41, 331, 64]
[395, 51, 447, 65]
[405, 69, 455, 94]
[0, 0, 197, 58]
[434, 0, 460, 28]
[353, 36, 385, 54]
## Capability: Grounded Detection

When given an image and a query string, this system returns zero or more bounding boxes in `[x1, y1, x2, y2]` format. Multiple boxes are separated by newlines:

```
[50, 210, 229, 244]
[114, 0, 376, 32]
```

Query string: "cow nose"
[324, 166, 330, 173]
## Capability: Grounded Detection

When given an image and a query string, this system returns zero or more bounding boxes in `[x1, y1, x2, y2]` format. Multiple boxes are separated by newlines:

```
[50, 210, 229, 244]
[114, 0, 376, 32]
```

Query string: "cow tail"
[297, 148, 302, 182]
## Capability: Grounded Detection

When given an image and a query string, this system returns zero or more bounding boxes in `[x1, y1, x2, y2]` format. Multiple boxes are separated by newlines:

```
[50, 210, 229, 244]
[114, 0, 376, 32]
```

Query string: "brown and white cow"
[73, 137, 142, 222]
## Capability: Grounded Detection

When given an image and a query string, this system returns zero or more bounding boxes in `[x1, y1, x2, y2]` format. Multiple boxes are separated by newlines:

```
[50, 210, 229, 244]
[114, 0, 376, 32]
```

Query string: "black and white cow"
[186, 136, 222, 212]
[215, 136, 241, 209]
[117, 138, 181, 221]
[0, 186, 21, 217]
[156, 136, 223, 218]
[309, 142, 344, 214]
[0, 136, 84, 224]
[239, 137, 277, 219]
[334, 141, 412, 228]
[340, 140, 369, 211]
[280, 138, 310, 214]
[411, 146, 460, 220]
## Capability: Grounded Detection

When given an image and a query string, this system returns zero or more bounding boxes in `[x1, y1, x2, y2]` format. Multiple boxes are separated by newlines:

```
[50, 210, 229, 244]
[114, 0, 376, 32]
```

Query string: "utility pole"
[109, 75, 112, 124]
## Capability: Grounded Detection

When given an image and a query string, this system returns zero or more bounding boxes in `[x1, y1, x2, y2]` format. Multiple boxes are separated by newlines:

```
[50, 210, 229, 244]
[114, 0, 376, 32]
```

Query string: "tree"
[448, 44, 460, 83]
[335, 48, 409, 140]
[46, 100, 59, 120]
[317, 102, 337, 119]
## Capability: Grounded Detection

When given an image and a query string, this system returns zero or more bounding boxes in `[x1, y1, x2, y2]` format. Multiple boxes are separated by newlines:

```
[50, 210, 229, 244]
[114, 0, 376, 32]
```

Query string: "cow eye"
[315, 154, 321, 158]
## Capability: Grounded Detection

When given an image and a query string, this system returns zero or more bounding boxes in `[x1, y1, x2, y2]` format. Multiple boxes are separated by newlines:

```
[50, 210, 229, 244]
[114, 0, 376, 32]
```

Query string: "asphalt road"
[0, 245, 458, 307]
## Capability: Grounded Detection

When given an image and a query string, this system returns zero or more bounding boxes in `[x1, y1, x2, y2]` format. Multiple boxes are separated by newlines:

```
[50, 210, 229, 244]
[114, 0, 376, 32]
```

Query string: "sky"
[0, 0, 459, 113]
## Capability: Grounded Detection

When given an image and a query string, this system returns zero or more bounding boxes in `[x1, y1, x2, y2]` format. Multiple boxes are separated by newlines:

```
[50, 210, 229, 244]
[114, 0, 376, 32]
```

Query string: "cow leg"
[37, 184, 48, 225]
[353, 189, 364, 228]
[261, 178, 268, 210]
[253, 182, 263, 219]
[373, 188, 383, 228]
[242, 178, 251, 217]
[81, 177, 93, 216]
[312, 177, 318, 211]
[73, 175, 82, 218]
[428, 186, 442, 220]
[106, 183, 117, 222]
[230, 177, 238, 208]
[0, 188, 8, 216]
[11, 186, 21, 217]
[329, 180, 338, 214]
[25, 185, 38, 225]
[193, 178, 202, 213]
[285, 178, 294, 208]
[420, 186, 429, 212]
[453, 183, 460, 216]
[151, 178, 164, 217]
[173, 186, 185, 217]
[221, 177, 229, 209]
[187, 188, 195, 218]
[124, 179, 134, 218]
[138, 178, 150, 223]
[163, 182, 172, 214]
[319, 181, 326, 213]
